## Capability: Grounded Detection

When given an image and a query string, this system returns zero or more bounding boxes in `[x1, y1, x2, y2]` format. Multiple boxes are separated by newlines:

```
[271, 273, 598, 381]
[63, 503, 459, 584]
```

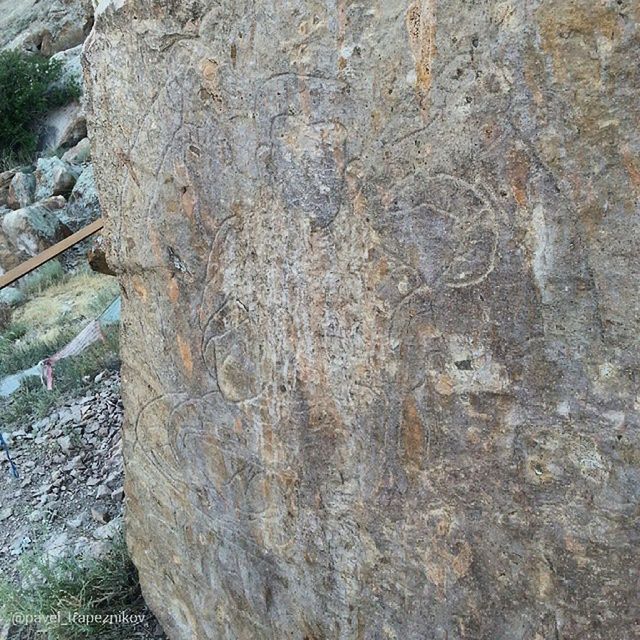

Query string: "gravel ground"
[0, 371, 165, 639]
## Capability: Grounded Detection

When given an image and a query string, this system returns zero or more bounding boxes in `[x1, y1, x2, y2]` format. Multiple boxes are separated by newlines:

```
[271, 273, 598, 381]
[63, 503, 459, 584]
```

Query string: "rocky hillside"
[86, 1, 639, 639]
[0, 128, 99, 284]
[0, 1, 104, 305]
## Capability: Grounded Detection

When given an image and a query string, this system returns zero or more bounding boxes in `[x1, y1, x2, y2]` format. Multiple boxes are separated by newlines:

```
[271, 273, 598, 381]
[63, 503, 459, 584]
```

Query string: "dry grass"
[0, 535, 157, 640]
[12, 270, 118, 349]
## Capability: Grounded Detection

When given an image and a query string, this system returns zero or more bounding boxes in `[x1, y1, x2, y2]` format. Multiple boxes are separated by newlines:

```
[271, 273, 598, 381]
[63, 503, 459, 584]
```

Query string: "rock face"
[85, 2, 640, 639]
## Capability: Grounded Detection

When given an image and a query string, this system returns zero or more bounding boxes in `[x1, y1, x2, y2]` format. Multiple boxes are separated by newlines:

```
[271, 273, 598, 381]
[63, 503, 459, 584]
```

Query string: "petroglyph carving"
[256, 74, 350, 230]
[269, 117, 347, 229]
[384, 174, 498, 290]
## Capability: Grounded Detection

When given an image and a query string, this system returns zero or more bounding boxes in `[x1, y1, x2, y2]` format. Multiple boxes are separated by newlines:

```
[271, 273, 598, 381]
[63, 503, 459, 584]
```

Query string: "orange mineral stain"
[177, 334, 193, 376]
[406, 0, 438, 114]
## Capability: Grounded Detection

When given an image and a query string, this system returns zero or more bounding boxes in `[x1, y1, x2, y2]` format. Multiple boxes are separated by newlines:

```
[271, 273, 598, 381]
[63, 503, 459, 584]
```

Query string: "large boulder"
[86, 2, 640, 639]
[38, 102, 87, 153]
[34, 157, 78, 200]
[62, 164, 100, 231]
[0, 214, 27, 273]
[62, 137, 91, 165]
[1, 0, 94, 55]
[1, 197, 68, 257]
[50, 44, 84, 92]
[7, 172, 36, 210]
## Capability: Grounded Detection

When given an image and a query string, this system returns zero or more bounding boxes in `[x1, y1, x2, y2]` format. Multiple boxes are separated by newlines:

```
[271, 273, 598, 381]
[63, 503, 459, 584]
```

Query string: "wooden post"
[0, 218, 105, 290]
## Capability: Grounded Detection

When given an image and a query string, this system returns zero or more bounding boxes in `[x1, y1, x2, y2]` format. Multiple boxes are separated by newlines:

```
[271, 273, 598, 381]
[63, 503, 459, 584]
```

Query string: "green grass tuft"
[20, 261, 66, 297]
[0, 326, 120, 430]
[0, 535, 153, 640]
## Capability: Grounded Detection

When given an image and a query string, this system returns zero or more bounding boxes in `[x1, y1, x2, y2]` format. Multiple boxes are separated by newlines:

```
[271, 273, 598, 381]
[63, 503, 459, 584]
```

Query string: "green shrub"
[0, 50, 81, 164]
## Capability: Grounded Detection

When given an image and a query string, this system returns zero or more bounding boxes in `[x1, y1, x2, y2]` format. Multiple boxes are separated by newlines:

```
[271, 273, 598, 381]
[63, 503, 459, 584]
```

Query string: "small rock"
[105, 471, 121, 488]
[73, 536, 90, 556]
[0, 507, 13, 522]
[95, 484, 111, 499]
[91, 507, 109, 524]
[63, 455, 83, 471]
[35, 482, 53, 496]
[111, 486, 125, 502]
[43, 531, 69, 562]
[84, 540, 111, 560]
[67, 513, 85, 529]
[57, 435, 72, 455]
[9, 533, 31, 556]
[32, 417, 50, 432]
[85, 422, 101, 435]
[93, 518, 122, 540]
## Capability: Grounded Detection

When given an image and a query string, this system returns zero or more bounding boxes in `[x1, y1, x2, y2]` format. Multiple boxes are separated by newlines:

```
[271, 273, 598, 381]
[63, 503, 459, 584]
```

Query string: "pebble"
[0, 507, 13, 522]
[95, 484, 111, 499]
[57, 435, 72, 455]
[91, 507, 109, 523]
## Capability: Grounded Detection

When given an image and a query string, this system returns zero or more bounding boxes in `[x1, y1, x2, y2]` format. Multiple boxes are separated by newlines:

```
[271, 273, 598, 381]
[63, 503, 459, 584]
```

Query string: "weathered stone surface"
[50, 44, 84, 91]
[62, 164, 100, 231]
[0, 212, 26, 273]
[62, 137, 91, 165]
[86, 2, 640, 639]
[0, 0, 94, 55]
[38, 102, 87, 153]
[34, 157, 78, 200]
[87, 234, 116, 276]
[1, 197, 69, 257]
[0, 171, 15, 209]
[7, 172, 36, 210]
